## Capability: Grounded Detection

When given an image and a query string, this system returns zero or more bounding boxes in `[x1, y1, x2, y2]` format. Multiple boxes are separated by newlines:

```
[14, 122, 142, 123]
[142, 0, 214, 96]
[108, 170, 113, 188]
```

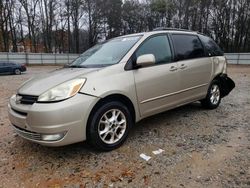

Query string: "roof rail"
[152, 27, 196, 33]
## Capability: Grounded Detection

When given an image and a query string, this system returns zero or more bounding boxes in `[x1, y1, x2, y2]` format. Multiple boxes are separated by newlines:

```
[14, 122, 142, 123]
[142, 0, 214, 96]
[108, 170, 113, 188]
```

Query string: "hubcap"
[15, 69, 21, 75]
[98, 109, 127, 144]
[210, 84, 220, 105]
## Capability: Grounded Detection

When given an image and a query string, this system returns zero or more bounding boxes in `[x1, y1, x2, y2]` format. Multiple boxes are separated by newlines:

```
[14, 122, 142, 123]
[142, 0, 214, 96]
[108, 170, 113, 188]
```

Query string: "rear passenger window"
[199, 35, 224, 56]
[135, 35, 172, 64]
[172, 34, 205, 61]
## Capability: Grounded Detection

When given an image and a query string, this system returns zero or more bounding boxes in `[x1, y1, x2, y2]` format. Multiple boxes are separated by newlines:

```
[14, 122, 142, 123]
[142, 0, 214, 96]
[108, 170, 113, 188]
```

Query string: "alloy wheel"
[98, 109, 127, 144]
[15, 69, 21, 75]
[210, 84, 220, 105]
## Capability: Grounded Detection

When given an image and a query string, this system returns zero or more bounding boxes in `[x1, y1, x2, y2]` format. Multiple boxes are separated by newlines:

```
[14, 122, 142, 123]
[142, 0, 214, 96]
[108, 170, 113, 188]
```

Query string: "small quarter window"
[172, 34, 205, 61]
[199, 35, 224, 56]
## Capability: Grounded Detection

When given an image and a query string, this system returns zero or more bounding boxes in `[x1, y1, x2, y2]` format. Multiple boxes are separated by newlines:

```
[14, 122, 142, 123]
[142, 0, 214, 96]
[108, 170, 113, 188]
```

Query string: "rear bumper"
[8, 93, 99, 146]
[220, 74, 235, 97]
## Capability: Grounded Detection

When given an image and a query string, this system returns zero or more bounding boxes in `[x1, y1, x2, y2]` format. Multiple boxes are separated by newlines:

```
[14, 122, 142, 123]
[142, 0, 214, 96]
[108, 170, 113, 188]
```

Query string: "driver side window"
[135, 35, 172, 65]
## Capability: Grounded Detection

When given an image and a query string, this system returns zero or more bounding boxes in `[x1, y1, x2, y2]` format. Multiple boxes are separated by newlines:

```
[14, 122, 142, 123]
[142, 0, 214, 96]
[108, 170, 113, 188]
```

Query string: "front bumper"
[8, 93, 99, 146]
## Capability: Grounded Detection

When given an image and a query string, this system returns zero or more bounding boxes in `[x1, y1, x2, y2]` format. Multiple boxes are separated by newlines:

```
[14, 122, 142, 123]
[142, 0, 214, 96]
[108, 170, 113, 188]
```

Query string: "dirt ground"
[0, 65, 249, 188]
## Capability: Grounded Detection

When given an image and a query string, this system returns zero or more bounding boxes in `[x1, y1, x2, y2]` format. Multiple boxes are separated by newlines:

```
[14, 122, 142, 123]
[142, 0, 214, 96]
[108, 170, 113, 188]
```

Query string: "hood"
[18, 68, 98, 96]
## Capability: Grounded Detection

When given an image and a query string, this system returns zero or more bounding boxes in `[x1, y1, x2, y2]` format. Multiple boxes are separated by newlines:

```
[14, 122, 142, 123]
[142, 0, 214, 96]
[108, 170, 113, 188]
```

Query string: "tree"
[101, 0, 123, 39]
[39, 0, 57, 53]
[0, 0, 250, 53]
[19, 0, 40, 52]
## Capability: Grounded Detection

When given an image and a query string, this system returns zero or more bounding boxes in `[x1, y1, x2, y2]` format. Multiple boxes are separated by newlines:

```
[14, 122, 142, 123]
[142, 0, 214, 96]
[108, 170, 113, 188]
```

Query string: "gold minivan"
[8, 29, 235, 150]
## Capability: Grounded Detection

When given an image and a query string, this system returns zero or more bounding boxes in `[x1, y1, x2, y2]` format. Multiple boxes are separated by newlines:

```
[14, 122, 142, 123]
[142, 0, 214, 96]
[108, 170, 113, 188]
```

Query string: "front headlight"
[38, 78, 86, 102]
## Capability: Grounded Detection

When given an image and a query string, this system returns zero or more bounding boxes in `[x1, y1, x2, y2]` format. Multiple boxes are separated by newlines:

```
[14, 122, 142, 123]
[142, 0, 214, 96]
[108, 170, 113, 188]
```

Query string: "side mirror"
[136, 54, 156, 67]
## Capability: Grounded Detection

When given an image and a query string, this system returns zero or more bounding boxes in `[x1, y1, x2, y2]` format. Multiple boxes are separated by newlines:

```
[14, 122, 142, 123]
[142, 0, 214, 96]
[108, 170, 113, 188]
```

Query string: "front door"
[133, 35, 181, 117]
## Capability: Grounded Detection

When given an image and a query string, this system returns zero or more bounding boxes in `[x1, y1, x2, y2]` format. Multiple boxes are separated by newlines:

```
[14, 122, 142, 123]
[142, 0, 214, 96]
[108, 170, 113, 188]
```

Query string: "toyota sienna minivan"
[8, 28, 235, 151]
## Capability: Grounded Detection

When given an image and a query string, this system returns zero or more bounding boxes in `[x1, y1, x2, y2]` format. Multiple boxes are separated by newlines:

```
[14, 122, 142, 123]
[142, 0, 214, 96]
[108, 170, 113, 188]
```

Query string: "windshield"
[68, 35, 141, 68]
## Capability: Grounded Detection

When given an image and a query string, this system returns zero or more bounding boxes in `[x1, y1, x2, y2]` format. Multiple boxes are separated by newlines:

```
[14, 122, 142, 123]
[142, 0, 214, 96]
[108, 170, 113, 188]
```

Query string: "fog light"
[41, 132, 66, 141]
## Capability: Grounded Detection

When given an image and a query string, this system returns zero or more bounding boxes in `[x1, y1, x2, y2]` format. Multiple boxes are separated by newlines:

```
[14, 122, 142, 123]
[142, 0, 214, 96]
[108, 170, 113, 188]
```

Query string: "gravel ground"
[0, 65, 249, 188]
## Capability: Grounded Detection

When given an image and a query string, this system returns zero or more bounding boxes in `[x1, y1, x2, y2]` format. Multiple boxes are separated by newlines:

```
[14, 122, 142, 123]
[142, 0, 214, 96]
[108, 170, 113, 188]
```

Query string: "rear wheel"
[87, 101, 132, 151]
[14, 69, 21, 75]
[201, 80, 221, 109]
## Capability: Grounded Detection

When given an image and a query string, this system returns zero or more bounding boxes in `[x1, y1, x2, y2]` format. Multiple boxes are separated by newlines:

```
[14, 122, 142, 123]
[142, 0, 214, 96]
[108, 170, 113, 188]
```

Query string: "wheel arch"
[86, 94, 136, 138]
[212, 73, 224, 82]
[211, 73, 233, 98]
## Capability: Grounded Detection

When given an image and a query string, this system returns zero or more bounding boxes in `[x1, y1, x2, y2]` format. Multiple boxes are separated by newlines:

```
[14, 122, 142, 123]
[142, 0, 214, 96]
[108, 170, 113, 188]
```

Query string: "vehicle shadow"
[10, 102, 205, 161]
[0, 72, 27, 76]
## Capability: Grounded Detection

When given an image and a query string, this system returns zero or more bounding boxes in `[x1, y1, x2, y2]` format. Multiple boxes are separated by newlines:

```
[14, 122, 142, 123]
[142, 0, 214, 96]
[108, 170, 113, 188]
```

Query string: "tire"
[87, 101, 132, 151]
[14, 69, 21, 75]
[201, 80, 221, 109]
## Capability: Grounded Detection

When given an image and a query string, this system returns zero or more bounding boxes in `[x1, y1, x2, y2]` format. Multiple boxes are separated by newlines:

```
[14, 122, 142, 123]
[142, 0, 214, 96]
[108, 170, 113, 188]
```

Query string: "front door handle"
[169, 66, 178, 71]
[180, 64, 187, 69]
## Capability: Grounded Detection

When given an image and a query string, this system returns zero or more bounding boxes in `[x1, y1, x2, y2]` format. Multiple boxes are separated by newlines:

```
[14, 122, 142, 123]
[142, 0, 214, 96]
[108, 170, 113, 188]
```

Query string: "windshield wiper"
[65, 65, 88, 68]
[64, 64, 110, 68]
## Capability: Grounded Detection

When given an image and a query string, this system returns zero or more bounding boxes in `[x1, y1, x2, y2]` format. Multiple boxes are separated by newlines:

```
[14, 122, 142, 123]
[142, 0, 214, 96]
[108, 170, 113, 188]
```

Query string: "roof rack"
[152, 27, 196, 33]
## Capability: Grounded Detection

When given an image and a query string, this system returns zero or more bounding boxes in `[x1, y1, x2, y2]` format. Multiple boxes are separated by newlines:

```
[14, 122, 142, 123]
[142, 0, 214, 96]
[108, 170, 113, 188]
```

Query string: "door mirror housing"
[136, 54, 156, 67]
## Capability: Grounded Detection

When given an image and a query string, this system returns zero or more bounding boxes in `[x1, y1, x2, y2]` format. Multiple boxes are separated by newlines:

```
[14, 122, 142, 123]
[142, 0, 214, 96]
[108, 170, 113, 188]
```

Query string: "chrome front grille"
[13, 125, 42, 141]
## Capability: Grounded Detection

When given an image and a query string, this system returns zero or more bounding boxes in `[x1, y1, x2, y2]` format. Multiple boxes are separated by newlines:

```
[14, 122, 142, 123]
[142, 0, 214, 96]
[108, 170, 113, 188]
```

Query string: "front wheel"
[14, 69, 21, 75]
[201, 80, 221, 109]
[87, 101, 132, 151]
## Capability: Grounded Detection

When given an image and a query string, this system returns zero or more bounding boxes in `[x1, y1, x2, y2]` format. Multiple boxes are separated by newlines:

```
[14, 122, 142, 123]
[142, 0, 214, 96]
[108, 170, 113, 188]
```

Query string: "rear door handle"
[180, 64, 187, 69]
[169, 66, 178, 71]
